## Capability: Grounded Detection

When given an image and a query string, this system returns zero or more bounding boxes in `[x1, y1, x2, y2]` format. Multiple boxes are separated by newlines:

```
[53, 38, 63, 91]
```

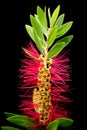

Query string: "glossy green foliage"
[48, 8, 51, 23]
[48, 117, 74, 130]
[50, 5, 60, 27]
[48, 35, 73, 58]
[7, 115, 35, 128]
[34, 14, 47, 36]
[48, 119, 59, 130]
[1, 126, 21, 130]
[57, 118, 74, 127]
[56, 21, 73, 38]
[48, 42, 65, 58]
[4, 112, 18, 118]
[30, 15, 44, 41]
[47, 26, 58, 47]
[57, 35, 74, 46]
[25, 24, 44, 53]
[25, 5, 73, 57]
[37, 6, 47, 29]
[25, 25, 35, 42]
[55, 13, 65, 27]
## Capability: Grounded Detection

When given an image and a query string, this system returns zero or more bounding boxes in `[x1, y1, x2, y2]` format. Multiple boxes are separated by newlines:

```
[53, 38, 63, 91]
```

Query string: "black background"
[0, 0, 82, 129]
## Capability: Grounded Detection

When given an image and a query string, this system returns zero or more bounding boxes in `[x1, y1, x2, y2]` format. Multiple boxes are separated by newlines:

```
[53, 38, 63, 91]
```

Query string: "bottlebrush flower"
[18, 5, 74, 130]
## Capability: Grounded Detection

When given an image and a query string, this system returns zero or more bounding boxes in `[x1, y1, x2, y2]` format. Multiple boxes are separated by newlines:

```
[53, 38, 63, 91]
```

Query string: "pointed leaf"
[50, 5, 60, 27]
[57, 35, 74, 46]
[33, 29, 44, 53]
[58, 118, 74, 127]
[7, 115, 35, 128]
[48, 42, 65, 59]
[35, 15, 47, 36]
[48, 8, 51, 24]
[48, 119, 59, 130]
[4, 112, 18, 118]
[48, 118, 74, 130]
[37, 6, 47, 28]
[1, 126, 21, 130]
[55, 14, 65, 27]
[25, 25, 35, 42]
[44, 6, 47, 27]
[56, 21, 73, 38]
[30, 15, 44, 41]
[25, 24, 44, 53]
[47, 26, 58, 47]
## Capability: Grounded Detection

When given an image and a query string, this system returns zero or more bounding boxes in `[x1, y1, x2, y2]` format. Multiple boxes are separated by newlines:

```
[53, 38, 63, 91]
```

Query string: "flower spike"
[19, 5, 74, 130]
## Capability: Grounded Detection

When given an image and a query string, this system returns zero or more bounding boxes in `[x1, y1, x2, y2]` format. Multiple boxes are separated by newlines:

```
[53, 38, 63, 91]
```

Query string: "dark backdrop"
[0, 0, 82, 129]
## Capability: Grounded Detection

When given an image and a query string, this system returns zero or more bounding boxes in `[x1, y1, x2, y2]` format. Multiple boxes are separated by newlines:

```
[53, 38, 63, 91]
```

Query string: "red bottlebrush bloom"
[50, 52, 71, 119]
[18, 5, 74, 130]
[19, 42, 71, 128]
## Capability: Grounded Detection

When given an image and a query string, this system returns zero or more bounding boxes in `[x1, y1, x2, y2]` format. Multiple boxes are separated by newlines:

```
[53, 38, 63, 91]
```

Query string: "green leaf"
[34, 15, 47, 36]
[56, 21, 73, 38]
[25, 24, 44, 52]
[48, 120, 59, 130]
[58, 118, 74, 127]
[50, 5, 60, 28]
[47, 26, 58, 48]
[30, 15, 44, 41]
[4, 112, 18, 118]
[57, 35, 74, 46]
[55, 14, 65, 27]
[48, 35, 74, 58]
[48, 8, 51, 24]
[4, 112, 36, 129]
[25, 25, 35, 42]
[7, 115, 35, 128]
[33, 29, 44, 53]
[37, 6, 47, 28]
[48, 118, 74, 130]
[1, 126, 21, 130]
[48, 42, 65, 59]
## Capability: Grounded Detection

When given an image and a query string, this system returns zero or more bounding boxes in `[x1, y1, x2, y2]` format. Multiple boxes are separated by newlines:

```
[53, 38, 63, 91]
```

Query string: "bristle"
[18, 42, 71, 128]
